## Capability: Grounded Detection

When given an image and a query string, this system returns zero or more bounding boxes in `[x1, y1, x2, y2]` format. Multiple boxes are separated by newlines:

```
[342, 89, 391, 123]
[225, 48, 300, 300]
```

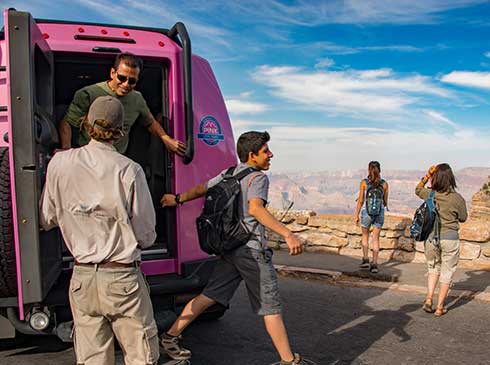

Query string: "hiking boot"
[370, 264, 379, 274]
[160, 333, 191, 360]
[280, 353, 307, 365]
[359, 258, 370, 270]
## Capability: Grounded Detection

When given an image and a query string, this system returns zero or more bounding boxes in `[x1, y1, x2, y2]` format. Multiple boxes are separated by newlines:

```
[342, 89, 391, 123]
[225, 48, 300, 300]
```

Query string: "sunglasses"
[115, 72, 138, 85]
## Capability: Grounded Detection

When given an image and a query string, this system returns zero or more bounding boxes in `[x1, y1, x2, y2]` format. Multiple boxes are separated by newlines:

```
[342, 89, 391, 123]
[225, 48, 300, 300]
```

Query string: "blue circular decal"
[197, 116, 225, 146]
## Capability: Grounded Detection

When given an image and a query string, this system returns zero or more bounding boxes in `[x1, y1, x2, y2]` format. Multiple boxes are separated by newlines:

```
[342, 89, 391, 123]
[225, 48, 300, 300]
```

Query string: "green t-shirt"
[63, 81, 153, 153]
[415, 186, 468, 236]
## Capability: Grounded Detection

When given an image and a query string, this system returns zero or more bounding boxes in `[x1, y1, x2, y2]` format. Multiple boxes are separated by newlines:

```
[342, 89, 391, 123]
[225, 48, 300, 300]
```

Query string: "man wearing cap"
[40, 96, 159, 364]
[58, 52, 186, 156]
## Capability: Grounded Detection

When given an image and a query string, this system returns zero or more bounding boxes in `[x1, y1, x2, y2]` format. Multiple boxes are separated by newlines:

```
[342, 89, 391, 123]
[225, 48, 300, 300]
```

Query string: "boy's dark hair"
[113, 52, 143, 71]
[237, 131, 270, 163]
[432, 163, 457, 193]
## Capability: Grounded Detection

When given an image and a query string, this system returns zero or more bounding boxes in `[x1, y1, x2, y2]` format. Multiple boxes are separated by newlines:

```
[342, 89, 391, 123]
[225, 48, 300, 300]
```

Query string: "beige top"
[415, 186, 467, 237]
[40, 140, 156, 263]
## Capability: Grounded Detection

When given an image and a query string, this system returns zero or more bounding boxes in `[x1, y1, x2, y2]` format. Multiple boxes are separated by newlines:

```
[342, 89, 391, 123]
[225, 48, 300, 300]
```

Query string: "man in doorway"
[41, 96, 159, 364]
[160, 131, 308, 365]
[58, 52, 186, 156]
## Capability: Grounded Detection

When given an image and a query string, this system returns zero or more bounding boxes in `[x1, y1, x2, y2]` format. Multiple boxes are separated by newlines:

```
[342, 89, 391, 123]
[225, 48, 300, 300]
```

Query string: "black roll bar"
[167, 22, 194, 165]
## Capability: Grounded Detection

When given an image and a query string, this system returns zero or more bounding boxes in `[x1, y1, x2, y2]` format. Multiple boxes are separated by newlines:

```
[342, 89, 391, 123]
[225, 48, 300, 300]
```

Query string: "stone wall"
[267, 209, 490, 270]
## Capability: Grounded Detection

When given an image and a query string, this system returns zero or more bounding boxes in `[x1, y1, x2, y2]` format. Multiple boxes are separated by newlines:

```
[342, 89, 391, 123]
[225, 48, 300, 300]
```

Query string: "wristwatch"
[174, 193, 183, 205]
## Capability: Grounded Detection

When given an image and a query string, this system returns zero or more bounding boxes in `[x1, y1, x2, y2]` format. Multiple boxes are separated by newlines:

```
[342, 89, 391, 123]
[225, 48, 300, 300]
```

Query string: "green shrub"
[482, 182, 490, 195]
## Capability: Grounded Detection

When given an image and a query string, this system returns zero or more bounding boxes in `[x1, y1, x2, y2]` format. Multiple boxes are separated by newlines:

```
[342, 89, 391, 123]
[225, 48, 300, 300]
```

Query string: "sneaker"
[370, 264, 379, 274]
[359, 258, 370, 270]
[160, 333, 192, 360]
[280, 353, 307, 365]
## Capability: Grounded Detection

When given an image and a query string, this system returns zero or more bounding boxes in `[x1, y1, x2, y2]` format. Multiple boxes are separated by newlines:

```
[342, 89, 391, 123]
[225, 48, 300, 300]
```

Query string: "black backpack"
[196, 166, 258, 255]
[365, 178, 385, 217]
[410, 191, 440, 242]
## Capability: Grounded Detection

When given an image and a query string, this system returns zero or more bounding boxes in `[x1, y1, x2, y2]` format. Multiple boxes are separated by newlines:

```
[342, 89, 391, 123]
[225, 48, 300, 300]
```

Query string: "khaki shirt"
[64, 82, 153, 153]
[415, 186, 467, 236]
[40, 140, 156, 263]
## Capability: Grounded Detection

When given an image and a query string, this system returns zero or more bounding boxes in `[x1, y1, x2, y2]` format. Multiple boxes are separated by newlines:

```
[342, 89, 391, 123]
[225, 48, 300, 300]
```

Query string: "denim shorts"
[202, 245, 281, 316]
[360, 208, 385, 228]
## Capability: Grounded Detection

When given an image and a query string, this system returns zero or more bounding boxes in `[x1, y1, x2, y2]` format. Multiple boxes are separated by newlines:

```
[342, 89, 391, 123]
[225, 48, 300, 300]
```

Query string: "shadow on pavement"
[448, 269, 490, 310]
[316, 303, 419, 364]
[270, 250, 427, 364]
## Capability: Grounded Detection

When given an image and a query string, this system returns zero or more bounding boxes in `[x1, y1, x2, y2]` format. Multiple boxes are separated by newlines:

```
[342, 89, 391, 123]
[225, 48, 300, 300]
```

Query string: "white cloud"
[75, 0, 230, 47]
[315, 58, 335, 69]
[485, 52, 490, 58]
[227, 0, 486, 26]
[74, 0, 160, 27]
[252, 65, 451, 119]
[232, 124, 490, 172]
[423, 110, 458, 127]
[281, 41, 422, 56]
[231, 118, 291, 131]
[239, 91, 254, 98]
[441, 71, 490, 89]
[230, 119, 264, 130]
[360, 45, 422, 52]
[265, 126, 389, 141]
[311, 42, 358, 55]
[357, 68, 393, 79]
[225, 99, 269, 115]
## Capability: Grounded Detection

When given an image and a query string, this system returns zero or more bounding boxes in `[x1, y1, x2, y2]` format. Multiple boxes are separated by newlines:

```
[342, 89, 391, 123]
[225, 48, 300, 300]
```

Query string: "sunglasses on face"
[115, 72, 138, 85]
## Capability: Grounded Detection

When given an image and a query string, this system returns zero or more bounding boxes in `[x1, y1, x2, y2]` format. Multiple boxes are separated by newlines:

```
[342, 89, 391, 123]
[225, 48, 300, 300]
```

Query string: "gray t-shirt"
[206, 163, 269, 250]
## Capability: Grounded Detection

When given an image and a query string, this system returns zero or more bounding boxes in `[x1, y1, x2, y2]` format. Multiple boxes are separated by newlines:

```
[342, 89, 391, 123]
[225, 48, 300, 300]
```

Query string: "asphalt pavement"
[272, 249, 490, 300]
[1, 275, 490, 364]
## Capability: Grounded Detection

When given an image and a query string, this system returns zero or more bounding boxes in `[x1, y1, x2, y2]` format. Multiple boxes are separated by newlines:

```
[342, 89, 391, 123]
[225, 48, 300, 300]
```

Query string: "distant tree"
[481, 182, 490, 195]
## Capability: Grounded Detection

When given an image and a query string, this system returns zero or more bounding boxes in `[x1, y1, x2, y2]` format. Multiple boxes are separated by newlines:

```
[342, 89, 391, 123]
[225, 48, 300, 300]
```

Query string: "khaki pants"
[424, 238, 460, 284]
[69, 265, 159, 365]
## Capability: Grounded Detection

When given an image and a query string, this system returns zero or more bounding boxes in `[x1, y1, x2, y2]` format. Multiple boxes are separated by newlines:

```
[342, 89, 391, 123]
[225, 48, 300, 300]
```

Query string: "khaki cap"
[87, 96, 124, 131]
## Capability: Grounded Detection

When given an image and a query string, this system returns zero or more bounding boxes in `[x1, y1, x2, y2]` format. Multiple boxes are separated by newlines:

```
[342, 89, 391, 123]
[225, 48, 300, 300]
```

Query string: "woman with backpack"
[416, 164, 467, 317]
[354, 161, 389, 274]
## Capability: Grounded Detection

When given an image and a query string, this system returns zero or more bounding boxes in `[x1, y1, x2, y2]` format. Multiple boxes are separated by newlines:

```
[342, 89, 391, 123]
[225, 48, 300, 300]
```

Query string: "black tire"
[0, 147, 17, 297]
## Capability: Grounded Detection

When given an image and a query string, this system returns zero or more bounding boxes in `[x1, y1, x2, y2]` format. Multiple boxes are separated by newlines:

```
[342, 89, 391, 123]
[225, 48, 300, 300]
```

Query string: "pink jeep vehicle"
[0, 8, 236, 340]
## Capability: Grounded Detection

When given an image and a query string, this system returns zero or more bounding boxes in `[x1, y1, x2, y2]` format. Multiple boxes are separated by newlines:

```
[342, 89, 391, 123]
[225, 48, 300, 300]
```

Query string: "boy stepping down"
[160, 131, 308, 365]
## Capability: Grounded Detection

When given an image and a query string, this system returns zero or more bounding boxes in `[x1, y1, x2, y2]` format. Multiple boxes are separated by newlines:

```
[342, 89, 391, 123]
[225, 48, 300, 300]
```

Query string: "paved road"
[1, 276, 489, 364]
[272, 249, 490, 293]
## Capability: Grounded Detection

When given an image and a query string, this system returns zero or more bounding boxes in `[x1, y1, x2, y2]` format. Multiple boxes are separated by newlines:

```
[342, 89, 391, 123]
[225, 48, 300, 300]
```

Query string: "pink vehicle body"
[0, 9, 236, 339]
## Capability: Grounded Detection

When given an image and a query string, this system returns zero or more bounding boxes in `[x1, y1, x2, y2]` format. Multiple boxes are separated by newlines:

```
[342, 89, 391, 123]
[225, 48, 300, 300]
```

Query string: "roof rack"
[35, 18, 170, 36]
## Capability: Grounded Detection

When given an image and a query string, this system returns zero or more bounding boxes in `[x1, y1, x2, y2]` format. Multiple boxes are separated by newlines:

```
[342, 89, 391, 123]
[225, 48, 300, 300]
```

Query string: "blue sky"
[3, 1, 490, 172]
